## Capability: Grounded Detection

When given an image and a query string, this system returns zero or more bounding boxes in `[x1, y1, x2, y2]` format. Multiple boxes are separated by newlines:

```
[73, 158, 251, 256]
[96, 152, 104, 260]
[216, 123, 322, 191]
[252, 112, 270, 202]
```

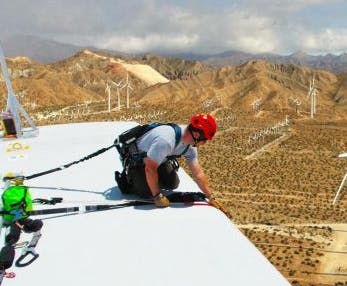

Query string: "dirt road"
[317, 224, 347, 284]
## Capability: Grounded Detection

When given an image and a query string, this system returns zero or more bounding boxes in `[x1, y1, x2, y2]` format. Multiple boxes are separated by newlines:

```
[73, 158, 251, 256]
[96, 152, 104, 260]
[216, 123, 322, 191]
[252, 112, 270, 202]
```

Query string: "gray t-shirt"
[137, 125, 198, 166]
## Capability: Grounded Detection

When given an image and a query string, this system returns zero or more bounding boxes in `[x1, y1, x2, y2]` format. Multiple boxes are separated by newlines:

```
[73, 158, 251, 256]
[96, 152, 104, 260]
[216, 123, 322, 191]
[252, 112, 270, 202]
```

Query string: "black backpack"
[118, 122, 181, 147]
[115, 122, 183, 166]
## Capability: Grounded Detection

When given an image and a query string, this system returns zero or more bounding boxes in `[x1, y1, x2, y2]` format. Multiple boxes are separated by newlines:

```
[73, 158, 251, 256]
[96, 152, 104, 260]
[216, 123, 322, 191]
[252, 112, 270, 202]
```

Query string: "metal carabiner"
[15, 248, 39, 267]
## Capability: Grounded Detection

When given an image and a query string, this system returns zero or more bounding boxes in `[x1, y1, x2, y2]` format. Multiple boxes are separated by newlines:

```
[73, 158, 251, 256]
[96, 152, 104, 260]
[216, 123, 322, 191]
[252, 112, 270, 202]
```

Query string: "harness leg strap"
[15, 230, 41, 267]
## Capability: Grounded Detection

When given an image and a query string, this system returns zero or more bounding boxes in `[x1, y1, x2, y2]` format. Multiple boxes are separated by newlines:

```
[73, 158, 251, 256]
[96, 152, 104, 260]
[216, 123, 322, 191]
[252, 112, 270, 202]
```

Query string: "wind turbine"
[216, 94, 223, 105]
[307, 75, 318, 119]
[111, 79, 123, 110]
[122, 73, 133, 109]
[105, 82, 111, 113]
[332, 152, 347, 205]
[251, 98, 262, 112]
[0, 44, 37, 138]
[290, 96, 301, 115]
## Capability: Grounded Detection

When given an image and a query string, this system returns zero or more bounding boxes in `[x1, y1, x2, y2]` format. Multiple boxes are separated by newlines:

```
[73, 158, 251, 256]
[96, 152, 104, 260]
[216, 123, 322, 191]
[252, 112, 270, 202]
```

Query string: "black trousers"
[127, 159, 180, 197]
[0, 218, 43, 269]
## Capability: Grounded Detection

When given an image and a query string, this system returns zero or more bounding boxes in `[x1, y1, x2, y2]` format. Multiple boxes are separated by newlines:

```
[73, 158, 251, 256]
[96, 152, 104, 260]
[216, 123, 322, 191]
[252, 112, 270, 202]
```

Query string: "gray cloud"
[0, 0, 346, 54]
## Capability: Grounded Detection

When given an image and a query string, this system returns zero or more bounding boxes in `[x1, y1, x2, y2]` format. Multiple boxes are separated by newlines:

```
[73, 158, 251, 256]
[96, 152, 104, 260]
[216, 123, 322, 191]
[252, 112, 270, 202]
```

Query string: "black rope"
[0, 193, 207, 217]
[0, 200, 154, 217]
[32, 197, 63, 205]
[24, 144, 115, 180]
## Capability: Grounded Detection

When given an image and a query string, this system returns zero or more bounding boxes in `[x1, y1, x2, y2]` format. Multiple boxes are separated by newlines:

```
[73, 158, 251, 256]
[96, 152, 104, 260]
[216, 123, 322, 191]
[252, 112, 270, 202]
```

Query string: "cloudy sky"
[1, 0, 347, 55]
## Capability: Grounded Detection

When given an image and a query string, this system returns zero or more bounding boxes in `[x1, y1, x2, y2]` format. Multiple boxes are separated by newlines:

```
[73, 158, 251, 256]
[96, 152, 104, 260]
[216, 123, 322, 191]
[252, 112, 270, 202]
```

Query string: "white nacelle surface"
[0, 122, 290, 286]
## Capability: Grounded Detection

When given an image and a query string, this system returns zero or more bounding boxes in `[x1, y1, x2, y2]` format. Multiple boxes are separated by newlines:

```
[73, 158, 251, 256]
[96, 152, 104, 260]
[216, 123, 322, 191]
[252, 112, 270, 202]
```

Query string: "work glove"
[209, 196, 229, 216]
[153, 193, 170, 208]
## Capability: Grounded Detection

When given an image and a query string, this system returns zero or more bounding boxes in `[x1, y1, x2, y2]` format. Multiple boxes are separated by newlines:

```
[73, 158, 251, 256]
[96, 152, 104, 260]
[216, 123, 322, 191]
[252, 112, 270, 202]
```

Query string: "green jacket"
[2, 185, 33, 223]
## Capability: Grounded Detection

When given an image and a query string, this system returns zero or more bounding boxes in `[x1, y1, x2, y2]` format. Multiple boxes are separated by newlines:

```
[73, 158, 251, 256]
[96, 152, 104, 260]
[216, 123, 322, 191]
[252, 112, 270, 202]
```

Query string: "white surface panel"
[0, 122, 290, 286]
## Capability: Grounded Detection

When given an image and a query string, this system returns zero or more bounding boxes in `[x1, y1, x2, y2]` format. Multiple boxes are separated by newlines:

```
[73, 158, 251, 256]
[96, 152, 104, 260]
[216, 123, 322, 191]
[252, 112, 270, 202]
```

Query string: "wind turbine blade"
[333, 171, 347, 205]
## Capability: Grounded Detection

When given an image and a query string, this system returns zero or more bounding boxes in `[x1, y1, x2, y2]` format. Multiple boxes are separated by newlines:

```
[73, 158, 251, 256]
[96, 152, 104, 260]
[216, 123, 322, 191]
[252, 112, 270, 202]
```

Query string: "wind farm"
[1, 1, 347, 285]
[0, 45, 346, 285]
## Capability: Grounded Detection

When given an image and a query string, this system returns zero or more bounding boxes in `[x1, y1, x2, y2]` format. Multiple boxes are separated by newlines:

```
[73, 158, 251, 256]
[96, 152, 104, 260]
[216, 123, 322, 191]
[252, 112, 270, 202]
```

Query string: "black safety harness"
[115, 122, 190, 173]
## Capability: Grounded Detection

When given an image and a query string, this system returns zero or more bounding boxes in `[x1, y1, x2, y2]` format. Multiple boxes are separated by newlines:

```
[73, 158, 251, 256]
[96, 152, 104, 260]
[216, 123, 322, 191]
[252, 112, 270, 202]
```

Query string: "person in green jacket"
[0, 174, 43, 280]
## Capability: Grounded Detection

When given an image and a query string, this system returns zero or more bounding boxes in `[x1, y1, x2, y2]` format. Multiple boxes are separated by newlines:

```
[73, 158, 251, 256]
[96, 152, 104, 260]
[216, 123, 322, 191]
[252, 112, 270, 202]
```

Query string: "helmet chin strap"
[188, 126, 197, 146]
[188, 124, 206, 146]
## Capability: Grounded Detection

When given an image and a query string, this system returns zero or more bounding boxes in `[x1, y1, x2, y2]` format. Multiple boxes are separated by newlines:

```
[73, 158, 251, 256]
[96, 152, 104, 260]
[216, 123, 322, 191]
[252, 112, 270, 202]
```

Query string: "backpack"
[115, 122, 186, 167]
[2, 185, 33, 223]
[118, 122, 182, 147]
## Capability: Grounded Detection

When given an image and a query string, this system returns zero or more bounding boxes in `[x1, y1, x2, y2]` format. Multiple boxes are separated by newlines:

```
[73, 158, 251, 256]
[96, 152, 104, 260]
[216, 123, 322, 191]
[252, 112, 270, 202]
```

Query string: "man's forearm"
[194, 172, 212, 198]
[189, 161, 212, 198]
[145, 165, 160, 196]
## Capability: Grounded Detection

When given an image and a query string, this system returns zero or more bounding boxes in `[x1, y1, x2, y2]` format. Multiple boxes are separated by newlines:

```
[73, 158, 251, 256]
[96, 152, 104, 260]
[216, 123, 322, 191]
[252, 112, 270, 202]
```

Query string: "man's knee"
[128, 165, 152, 197]
[22, 219, 43, 233]
[0, 245, 15, 269]
[160, 175, 180, 190]
[158, 160, 180, 190]
[5, 224, 21, 245]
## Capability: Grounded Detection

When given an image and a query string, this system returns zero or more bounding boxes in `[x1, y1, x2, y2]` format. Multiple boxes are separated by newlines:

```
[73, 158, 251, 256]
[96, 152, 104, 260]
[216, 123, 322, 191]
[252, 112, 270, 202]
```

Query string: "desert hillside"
[1, 51, 347, 121]
[204, 50, 347, 73]
[0, 50, 170, 110]
[0, 55, 99, 109]
[138, 60, 347, 120]
[140, 53, 212, 80]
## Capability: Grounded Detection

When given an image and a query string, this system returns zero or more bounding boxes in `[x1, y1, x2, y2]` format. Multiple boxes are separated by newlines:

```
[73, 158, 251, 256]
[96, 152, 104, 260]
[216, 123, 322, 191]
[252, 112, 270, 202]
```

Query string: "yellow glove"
[153, 193, 170, 208]
[209, 196, 229, 216]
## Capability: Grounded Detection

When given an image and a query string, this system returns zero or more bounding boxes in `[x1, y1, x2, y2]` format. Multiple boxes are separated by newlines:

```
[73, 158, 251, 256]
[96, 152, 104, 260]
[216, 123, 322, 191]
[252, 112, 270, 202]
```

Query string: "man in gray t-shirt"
[115, 114, 218, 208]
[137, 125, 198, 167]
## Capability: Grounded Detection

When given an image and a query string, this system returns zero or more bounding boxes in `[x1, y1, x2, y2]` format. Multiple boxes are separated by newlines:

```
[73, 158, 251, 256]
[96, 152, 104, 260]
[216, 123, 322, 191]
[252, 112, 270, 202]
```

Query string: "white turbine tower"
[290, 96, 301, 115]
[251, 98, 262, 112]
[307, 75, 318, 119]
[105, 82, 111, 113]
[0, 44, 37, 138]
[333, 152, 347, 205]
[123, 73, 133, 109]
[111, 79, 123, 110]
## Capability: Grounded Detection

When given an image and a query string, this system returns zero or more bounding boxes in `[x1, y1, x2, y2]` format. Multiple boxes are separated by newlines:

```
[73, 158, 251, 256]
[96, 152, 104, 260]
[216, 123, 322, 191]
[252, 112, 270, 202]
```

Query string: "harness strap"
[180, 144, 190, 156]
[166, 123, 182, 147]
[166, 144, 190, 160]
[9, 186, 28, 210]
[142, 123, 182, 147]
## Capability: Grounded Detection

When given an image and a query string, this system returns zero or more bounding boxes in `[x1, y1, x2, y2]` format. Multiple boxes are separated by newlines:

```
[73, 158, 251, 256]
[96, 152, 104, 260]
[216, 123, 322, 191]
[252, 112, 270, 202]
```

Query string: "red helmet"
[190, 113, 217, 140]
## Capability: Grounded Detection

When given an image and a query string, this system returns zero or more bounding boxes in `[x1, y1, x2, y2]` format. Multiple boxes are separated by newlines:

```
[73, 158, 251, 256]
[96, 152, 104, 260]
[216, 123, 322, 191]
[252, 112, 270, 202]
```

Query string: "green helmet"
[2, 185, 33, 223]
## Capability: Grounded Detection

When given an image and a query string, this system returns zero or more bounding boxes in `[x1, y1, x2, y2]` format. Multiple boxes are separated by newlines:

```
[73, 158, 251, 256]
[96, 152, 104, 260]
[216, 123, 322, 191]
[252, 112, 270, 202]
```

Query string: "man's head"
[4, 172, 25, 185]
[183, 113, 217, 146]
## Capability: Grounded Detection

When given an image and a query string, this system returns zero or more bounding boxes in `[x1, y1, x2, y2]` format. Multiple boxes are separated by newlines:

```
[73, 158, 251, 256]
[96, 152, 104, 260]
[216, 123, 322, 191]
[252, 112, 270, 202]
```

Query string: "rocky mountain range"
[203, 50, 347, 73]
[1, 35, 126, 64]
[2, 35, 347, 73]
[139, 54, 212, 80]
[138, 60, 347, 119]
[0, 49, 171, 109]
[0, 49, 346, 120]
